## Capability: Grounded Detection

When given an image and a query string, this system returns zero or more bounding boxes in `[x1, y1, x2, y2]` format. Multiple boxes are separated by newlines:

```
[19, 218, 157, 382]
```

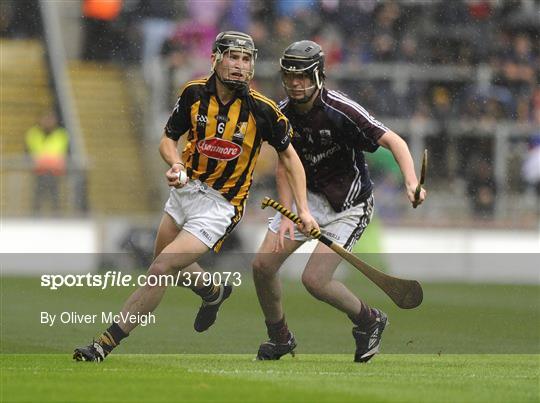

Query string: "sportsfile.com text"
[40, 271, 242, 290]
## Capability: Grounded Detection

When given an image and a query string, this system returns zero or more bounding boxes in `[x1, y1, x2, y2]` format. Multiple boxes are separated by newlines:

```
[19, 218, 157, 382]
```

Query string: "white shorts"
[268, 192, 374, 252]
[164, 180, 241, 251]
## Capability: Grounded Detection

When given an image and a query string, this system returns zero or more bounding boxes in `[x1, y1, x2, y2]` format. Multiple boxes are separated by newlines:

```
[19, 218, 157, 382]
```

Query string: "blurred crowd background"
[1, 0, 539, 232]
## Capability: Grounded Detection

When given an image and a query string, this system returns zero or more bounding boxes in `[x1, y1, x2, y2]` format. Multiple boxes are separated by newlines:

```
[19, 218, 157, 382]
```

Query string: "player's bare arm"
[274, 160, 296, 250]
[159, 134, 186, 188]
[377, 130, 426, 206]
[277, 144, 319, 235]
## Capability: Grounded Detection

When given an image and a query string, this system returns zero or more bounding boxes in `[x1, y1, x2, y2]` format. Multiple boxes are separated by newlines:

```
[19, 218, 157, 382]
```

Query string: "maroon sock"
[265, 316, 290, 344]
[349, 301, 377, 328]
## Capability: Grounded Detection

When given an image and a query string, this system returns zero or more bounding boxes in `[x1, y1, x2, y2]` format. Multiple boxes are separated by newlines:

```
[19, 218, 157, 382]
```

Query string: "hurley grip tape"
[262, 197, 321, 239]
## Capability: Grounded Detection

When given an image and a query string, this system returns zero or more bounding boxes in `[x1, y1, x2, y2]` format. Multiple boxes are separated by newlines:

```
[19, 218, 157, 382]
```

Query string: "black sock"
[349, 301, 377, 328]
[266, 316, 290, 344]
[97, 323, 128, 355]
[193, 283, 221, 302]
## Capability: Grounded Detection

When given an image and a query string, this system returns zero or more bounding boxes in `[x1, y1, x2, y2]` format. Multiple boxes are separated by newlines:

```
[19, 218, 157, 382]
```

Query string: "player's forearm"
[159, 134, 182, 167]
[278, 146, 310, 214]
[276, 161, 294, 209]
[378, 131, 418, 186]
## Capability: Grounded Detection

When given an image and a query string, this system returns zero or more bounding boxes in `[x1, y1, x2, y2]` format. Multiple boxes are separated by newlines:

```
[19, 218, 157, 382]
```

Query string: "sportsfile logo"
[197, 138, 242, 161]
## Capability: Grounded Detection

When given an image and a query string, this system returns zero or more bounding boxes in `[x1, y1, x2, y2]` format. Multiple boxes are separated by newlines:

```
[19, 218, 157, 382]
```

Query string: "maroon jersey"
[280, 88, 388, 212]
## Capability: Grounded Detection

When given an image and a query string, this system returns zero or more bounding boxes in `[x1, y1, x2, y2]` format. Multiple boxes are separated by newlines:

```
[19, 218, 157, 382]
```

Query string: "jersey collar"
[205, 74, 218, 94]
[312, 87, 326, 109]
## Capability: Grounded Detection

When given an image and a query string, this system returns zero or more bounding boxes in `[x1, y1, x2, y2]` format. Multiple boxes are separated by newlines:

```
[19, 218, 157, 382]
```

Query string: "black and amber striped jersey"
[164, 74, 292, 207]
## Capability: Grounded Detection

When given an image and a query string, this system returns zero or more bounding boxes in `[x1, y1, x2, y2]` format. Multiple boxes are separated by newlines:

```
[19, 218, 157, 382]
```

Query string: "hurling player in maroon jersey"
[252, 40, 426, 362]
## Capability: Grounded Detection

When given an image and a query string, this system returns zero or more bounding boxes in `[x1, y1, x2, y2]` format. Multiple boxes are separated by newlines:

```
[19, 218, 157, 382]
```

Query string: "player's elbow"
[378, 130, 404, 150]
[159, 133, 176, 150]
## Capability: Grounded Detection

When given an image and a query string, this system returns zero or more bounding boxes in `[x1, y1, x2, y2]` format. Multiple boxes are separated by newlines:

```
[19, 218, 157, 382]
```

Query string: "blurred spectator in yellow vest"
[25, 110, 69, 213]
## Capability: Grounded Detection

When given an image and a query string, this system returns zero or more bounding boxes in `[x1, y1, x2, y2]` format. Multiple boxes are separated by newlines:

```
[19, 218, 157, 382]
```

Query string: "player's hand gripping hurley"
[261, 197, 423, 309]
[413, 149, 427, 208]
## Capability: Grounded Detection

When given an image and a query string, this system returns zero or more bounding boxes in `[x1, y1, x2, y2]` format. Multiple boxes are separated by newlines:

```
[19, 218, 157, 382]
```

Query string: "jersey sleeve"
[348, 106, 388, 153]
[328, 90, 388, 153]
[164, 86, 193, 141]
[258, 99, 292, 152]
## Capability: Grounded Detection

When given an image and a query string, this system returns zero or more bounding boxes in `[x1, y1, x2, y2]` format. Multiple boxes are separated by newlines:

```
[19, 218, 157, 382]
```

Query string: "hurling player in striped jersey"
[73, 32, 318, 362]
[252, 40, 426, 363]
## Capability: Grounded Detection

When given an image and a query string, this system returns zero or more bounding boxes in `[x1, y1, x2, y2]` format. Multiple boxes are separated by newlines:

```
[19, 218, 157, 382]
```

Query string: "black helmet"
[280, 40, 325, 99]
[212, 31, 258, 90]
[213, 31, 257, 57]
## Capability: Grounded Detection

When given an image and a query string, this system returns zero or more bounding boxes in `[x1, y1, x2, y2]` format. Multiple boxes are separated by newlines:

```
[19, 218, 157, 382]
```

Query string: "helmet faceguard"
[212, 31, 258, 91]
[280, 40, 325, 104]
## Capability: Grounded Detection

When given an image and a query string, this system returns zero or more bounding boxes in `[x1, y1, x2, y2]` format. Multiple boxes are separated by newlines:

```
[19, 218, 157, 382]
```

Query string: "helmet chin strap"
[215, 71, 247, 91]
[283, 80, 320, 104]
[282, 67, 323, 104]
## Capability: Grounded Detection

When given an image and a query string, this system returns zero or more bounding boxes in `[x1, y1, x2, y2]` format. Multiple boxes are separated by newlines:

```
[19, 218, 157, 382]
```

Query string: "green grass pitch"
[1, 276, 539, 402]
[2, 354, 538, 402]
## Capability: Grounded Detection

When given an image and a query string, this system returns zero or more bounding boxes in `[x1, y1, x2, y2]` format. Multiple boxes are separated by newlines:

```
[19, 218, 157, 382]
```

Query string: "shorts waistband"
[186, 179, 226, 202]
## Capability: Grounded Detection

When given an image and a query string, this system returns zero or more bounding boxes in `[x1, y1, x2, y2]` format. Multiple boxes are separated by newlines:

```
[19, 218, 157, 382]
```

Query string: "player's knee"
[252, 255, 276, 278]
[147, 261, 173, 279]
[301, 272, 324, 298]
